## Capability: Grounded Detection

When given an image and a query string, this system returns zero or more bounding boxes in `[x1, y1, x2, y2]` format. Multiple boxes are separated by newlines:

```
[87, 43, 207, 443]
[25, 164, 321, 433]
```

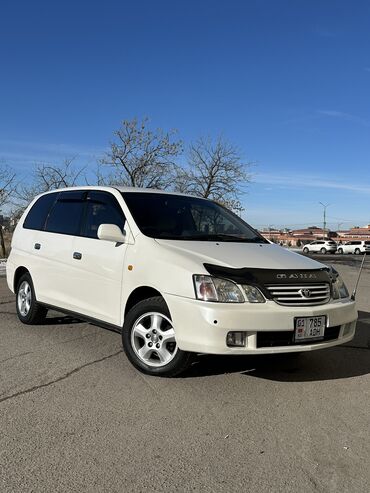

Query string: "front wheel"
[338, 248, 343, 254]
[122, 296, 193, 377]
[355, 248, 361, 255]
[16, 272, 48, 324]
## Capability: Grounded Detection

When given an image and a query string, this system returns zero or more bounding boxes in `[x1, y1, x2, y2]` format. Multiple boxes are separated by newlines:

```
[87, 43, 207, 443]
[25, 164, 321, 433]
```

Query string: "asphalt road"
[1, 261, 370, 492]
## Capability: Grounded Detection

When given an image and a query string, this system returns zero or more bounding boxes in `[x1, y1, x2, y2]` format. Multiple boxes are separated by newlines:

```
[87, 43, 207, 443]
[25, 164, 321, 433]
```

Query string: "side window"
[45, 191, 85, 236]
[82, 191, 125, 239]
[23, 193, 58, 231]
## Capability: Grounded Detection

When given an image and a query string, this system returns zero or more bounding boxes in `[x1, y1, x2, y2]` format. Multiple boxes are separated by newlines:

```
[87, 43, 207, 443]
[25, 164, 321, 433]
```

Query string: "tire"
[320, 248, 327, 254]
[122, 296, 193, 377]
[303, 247, 309, 254]
[16, 272, 48, 325]
[338, 248, 343, 254]
[355, 248, 361, 255]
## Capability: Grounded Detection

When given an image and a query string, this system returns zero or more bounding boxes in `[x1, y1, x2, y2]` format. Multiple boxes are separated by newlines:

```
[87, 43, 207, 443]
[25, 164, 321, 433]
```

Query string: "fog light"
[343, 322, 353, 337]
[226, 331, 246, 347]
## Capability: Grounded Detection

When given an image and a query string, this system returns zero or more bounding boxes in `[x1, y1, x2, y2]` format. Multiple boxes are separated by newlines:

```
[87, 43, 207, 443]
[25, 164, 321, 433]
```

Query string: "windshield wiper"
[207, 234, 265, 243]
[166, 233, 265, 242]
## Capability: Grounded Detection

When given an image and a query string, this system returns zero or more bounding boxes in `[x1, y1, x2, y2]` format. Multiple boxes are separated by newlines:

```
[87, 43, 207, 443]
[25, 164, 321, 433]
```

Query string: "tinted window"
[45, 191, 85, 236]
[365, 241, 370, 245]
[122, 192, 267, 243]
[23, 193, 58, 230]
[352, 241, 361, 245]
[83, 192, 125, 239]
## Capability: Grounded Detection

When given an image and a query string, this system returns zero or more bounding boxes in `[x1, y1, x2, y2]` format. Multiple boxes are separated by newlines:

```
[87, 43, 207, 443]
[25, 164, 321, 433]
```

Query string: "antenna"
[351, 254, 366, 301]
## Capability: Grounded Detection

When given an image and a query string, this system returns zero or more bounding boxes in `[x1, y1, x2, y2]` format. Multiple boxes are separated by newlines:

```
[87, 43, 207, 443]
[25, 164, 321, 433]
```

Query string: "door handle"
[73, 252, 82, 260]
[34, 243, 41, 250]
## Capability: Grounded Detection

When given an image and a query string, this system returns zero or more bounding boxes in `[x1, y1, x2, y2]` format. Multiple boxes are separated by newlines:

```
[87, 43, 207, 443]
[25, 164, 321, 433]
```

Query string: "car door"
[67, 191, 128, 326]
[342, 242, 351, 254]
[32, 190, 86, 308]
[347, 241, 356, 253]
[313, 241, 321, 252]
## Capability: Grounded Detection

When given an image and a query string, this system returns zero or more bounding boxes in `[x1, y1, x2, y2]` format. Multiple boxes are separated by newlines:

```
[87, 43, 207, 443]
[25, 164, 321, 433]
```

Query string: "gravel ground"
[0, 261, 369, 492]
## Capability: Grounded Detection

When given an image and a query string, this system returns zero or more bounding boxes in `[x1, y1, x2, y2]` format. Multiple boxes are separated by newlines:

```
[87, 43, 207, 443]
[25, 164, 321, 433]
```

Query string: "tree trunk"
[0, 227, 6, 257]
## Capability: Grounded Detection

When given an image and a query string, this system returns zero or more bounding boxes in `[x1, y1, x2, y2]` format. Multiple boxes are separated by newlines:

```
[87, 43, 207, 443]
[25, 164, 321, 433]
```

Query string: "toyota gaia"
[7, 187, 357, 376]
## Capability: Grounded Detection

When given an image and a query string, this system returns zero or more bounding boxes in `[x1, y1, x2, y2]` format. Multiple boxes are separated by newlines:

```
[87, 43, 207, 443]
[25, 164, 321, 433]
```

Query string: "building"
[260, 226, 336, 247]
[336, 225, 370, 241]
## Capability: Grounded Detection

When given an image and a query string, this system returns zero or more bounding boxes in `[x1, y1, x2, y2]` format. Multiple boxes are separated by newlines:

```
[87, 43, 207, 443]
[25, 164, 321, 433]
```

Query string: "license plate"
[294, 316, 326, 342]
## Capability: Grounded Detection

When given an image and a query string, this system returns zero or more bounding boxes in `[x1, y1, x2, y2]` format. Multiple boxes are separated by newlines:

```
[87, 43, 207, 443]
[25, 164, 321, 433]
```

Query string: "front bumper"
[165, 294, 357, 354]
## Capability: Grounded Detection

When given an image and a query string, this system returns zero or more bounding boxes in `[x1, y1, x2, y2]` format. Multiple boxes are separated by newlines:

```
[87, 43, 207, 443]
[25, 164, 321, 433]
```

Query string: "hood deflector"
[204, 263, 333, 298]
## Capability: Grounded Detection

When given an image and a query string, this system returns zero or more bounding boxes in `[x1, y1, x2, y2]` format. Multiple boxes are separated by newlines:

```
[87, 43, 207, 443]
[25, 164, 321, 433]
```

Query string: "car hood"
[155, 240, 324, 270]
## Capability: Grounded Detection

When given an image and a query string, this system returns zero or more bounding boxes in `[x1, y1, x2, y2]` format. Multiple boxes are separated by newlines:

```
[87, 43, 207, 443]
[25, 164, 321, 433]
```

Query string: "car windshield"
[122, 192, 268, 243]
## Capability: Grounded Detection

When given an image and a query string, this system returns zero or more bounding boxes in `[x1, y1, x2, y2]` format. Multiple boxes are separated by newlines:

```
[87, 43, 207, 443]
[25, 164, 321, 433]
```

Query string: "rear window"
[23, 193, 58, 231]
[364, 241, 370, 245]
[327, 241, 336, 245]
[45, 191, 85, 236]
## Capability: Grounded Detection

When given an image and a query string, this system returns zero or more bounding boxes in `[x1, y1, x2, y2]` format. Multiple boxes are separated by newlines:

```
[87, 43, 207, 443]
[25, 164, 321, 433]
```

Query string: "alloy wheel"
[131, 312, 178, 367]
[17, 281, 32, 317]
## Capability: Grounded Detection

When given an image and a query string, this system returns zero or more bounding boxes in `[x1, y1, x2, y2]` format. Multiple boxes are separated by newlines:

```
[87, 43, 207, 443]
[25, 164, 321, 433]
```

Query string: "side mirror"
[97, 224, 126, 243]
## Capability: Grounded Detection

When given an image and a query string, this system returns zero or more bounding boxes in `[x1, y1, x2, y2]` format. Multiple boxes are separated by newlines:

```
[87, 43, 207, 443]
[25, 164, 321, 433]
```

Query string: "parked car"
[302, 240, 337, 255]
[337, 240, 370, 255]
[7, 187, 357, 376]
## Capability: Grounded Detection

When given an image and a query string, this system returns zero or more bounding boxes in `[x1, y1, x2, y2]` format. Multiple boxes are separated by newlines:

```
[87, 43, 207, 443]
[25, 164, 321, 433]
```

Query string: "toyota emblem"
[300, 289, 311, 298]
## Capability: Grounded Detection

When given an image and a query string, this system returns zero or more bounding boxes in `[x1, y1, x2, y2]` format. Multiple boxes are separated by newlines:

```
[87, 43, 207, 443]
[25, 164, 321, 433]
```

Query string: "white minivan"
[7, 187, 357, 376]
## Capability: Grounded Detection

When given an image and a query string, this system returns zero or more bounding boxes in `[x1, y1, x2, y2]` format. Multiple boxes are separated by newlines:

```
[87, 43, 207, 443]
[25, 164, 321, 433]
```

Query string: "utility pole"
[319, 202, 331, 239]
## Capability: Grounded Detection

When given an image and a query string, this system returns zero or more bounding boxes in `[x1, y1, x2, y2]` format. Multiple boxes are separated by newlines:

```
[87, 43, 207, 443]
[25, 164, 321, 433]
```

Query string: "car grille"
[265, 283, 331, 306]
[256, 326, 340, 348]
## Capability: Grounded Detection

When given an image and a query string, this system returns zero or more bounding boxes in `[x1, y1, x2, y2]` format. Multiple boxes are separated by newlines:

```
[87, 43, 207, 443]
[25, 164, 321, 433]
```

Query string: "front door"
[68, 191, 128, 326]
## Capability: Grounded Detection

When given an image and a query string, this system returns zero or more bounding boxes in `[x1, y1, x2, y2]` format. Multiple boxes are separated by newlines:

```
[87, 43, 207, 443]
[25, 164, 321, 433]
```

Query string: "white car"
[337, 240, 370, 255]
[7, 187, 357, 376]
[302, 240, 337, 255]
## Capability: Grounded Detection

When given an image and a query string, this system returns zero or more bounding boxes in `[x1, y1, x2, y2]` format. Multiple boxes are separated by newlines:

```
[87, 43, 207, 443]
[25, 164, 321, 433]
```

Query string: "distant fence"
[0, 259, 6, 277]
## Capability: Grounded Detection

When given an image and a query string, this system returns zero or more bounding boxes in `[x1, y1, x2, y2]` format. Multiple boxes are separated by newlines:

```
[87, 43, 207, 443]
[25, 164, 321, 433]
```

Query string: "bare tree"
[0, 164, 16, 209]
[175, 136, 252, 212]
[0, 164, 16, 256]
[16, 157, 86, 207]
[101, 118, 182, 189]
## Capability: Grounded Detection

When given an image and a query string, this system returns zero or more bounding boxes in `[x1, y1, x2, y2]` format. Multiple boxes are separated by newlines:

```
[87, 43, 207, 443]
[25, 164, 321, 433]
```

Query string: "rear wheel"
[16, 272, 48, 324]
[320, 247, 327, 254]
[338, 247, 343, 254]
[303, 247, 309, 254]
[122, 296, 193, 377]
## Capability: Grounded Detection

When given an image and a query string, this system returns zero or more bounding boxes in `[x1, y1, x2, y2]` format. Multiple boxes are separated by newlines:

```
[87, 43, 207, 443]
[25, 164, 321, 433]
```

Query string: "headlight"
[332, 275, 349, 299]
[193, 275, 265, 303]
[241, 284, 266, 303]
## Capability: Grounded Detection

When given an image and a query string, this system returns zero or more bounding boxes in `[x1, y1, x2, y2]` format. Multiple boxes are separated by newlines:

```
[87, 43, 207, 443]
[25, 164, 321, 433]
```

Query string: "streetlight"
[319, 202, 331, 239]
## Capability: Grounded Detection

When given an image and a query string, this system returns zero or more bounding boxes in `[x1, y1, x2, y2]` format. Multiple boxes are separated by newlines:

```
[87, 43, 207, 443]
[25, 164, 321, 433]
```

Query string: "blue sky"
[1, 0, 370, 229]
